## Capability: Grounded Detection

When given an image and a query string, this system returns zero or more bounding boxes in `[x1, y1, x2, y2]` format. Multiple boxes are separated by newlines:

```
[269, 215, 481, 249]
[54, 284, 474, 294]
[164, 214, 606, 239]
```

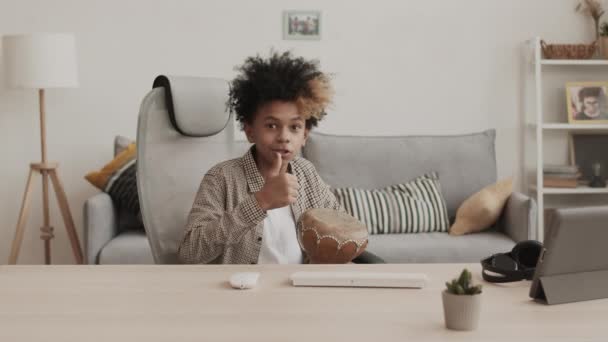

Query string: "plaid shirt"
[178, 145, 342, 264]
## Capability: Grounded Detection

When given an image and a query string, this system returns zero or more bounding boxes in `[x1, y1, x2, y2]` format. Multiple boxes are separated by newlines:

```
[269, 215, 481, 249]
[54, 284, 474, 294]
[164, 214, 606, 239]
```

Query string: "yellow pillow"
[85, 143, 141, 220]
[449, 178, 513, 236]
[85, 143, 136, 190]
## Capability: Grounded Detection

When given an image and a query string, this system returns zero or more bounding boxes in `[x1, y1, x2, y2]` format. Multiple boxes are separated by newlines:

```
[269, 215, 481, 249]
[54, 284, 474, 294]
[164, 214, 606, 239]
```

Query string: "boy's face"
[244, 100, 309, 168]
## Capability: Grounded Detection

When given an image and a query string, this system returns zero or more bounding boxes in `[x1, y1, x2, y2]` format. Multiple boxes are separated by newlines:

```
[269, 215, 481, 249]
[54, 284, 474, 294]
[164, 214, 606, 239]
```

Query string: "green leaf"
[472, 285, 483, 294]
[465, 284, 482, 295]
[455, 284, 465, 295]
[457, 269, 471, 290]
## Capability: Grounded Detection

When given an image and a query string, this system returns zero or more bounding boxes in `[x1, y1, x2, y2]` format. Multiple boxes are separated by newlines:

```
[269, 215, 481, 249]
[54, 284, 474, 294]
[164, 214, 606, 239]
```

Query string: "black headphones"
[480, 240, 544, 283]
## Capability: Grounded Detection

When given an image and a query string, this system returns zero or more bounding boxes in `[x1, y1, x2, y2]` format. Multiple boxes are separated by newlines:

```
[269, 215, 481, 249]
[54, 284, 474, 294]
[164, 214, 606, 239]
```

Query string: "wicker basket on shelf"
[540, 40, 598, 59]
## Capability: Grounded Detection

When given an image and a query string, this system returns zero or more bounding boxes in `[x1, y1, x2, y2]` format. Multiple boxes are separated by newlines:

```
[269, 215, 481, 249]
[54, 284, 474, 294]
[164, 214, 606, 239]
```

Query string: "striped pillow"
[331, 172, 449, 234]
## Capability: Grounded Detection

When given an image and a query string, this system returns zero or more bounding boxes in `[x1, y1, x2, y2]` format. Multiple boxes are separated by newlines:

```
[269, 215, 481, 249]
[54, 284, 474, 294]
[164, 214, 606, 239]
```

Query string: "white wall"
[0, 0, 598, 264]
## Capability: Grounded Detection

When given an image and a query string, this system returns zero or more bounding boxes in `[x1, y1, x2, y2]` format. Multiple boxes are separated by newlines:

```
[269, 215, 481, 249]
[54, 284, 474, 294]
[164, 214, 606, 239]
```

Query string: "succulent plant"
[445, 269, 482, 295]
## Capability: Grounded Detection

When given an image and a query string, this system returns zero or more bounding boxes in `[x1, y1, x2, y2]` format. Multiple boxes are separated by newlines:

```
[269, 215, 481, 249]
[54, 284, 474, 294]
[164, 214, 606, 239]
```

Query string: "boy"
[178, 51, 342, 264]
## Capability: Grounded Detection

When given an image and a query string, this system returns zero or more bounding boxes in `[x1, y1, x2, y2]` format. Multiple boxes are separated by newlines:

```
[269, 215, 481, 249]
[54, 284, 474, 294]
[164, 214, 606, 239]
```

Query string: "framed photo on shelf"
[283, 10, 321, 40]
[568, 132, 608, 182]
[566, 81, 608, 124]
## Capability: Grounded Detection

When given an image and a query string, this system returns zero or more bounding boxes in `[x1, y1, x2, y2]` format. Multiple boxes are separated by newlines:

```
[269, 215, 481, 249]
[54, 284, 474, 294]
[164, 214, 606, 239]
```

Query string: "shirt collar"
[242, 145, 293, 193]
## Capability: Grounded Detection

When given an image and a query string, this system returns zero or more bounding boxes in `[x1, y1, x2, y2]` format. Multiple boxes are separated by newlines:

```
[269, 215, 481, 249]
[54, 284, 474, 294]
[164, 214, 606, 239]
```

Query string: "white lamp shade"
[2, 33, 79, 89]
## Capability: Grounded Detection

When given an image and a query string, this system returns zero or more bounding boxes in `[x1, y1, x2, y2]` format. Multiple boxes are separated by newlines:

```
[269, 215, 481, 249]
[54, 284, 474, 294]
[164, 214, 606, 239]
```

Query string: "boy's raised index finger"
[281, 159, 289, 173]
[279, 155, 289, 174]
[269, 152, 283, 176]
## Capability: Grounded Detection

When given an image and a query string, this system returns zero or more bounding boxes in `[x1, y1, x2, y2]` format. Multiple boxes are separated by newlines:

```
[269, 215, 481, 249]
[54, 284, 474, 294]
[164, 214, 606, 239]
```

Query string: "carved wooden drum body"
[296, 208, 369, 264]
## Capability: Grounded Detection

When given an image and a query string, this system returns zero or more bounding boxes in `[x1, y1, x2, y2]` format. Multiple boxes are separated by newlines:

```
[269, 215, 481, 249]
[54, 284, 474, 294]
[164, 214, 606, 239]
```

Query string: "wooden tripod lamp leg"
[40, 169, 53, 265]
[37, 89, 54, 264]
[8, 168, 37, 264]
[49, 169, 84, 264]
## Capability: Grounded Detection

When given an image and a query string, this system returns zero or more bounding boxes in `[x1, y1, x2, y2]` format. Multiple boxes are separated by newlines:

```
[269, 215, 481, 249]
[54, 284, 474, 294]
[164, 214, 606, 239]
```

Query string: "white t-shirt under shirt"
[257, 205, 304, 264]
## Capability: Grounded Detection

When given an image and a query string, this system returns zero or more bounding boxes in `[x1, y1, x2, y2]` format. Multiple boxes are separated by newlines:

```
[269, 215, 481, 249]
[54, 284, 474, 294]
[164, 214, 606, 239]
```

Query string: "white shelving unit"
[541, 60, 608, 66]
[530, 185, 608, 194]
[542, 123, 608, 130]
[528, 37, 608, 241]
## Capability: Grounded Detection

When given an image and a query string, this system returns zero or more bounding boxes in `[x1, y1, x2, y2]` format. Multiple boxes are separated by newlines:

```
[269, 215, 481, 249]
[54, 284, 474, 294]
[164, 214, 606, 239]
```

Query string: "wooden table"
[1, 263, 606, 341]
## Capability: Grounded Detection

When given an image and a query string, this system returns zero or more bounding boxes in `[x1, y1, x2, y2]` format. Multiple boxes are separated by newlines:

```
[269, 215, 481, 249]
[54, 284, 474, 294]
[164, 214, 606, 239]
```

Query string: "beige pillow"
[449, 178, 513, 236]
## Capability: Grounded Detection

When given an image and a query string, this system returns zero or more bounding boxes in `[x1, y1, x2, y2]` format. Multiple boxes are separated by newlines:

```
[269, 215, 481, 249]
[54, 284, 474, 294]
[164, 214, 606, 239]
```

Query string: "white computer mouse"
[229, 272, 260, 290]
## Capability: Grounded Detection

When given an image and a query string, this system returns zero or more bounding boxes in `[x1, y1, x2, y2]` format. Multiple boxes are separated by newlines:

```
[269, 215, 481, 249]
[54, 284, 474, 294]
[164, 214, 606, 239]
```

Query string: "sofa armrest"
[83, 192, 118, 264]
[499, 192, 537, 242]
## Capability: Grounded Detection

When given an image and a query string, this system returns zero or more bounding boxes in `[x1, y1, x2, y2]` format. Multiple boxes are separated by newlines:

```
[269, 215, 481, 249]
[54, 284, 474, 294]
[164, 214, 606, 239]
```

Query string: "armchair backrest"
[136, 76, 250, 263]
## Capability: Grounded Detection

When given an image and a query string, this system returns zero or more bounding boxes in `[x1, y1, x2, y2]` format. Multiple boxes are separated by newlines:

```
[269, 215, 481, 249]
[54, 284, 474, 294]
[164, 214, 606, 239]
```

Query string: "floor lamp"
[3, 33, 84, 264]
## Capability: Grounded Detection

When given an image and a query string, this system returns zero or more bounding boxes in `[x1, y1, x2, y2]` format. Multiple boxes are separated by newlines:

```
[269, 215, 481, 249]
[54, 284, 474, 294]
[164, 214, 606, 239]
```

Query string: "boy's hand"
[255, 153, 300, 211]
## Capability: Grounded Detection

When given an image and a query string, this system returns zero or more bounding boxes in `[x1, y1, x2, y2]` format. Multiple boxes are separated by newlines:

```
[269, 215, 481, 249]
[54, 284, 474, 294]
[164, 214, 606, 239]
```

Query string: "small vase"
[601, 37, 608, 59]
[442, 290, 482, 331]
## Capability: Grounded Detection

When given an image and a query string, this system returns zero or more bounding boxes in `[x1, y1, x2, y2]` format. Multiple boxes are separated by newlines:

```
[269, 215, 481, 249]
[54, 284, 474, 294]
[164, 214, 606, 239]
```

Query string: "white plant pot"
[442, 290, 482, 331]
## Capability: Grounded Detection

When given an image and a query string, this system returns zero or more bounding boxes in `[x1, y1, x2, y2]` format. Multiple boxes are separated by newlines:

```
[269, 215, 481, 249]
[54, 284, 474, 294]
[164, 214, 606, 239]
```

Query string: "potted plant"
[442, 269, 482, 331]
[601, 22, 608, 58]
[577, 0, 605, 42]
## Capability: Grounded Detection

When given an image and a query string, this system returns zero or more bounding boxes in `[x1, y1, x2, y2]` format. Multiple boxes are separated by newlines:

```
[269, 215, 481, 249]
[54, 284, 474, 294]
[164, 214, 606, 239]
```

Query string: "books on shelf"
[543, 164, 581, 188]
[543, 177, 578, 188]
[543, 164, 579, 174]
[543, 172, 580, 179]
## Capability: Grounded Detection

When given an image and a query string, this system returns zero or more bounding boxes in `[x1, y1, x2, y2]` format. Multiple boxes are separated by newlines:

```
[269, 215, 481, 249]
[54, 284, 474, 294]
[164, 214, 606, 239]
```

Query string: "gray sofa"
[85, 130, 536, 265]
[303, 130, 536, 263]
[84, 78, 536, 265]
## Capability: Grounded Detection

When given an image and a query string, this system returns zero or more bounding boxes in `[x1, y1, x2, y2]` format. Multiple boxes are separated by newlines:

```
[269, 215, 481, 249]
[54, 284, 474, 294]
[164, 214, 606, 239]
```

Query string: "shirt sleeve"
[177, 172, 267, 264]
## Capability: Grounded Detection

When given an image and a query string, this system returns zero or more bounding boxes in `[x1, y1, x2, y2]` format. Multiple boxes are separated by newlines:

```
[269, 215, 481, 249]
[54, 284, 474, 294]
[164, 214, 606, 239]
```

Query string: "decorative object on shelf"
[442, 269, 482, 331]
[541, 40, 597, 59]
[3, 33, 84, 264]
[589, 162, 607, 187]
[570, 133, 608, 185]
[600, 22, 608, 58]
[576, 0, 605, 42]
[543, 164, 581, 188]
[283, 10, 321, 40]
[566, 81, 608, 123]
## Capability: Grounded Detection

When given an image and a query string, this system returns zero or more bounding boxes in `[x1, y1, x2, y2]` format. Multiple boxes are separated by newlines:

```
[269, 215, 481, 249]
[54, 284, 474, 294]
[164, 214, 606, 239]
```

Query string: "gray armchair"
[137, 75, 252, 264]
[84, 191, 154, 264]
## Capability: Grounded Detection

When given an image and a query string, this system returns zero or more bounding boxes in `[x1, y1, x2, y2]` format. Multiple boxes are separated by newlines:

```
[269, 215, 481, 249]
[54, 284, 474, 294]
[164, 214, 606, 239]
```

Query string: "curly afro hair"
[227, 50, 333, 130]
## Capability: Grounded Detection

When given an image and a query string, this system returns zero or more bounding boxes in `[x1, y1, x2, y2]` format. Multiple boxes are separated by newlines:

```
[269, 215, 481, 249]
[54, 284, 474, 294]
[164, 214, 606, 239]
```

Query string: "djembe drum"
[296, 208, 369, 264]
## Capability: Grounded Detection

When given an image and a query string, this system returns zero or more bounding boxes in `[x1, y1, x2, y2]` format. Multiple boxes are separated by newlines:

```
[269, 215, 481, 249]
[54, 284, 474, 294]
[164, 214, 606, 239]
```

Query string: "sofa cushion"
[85, 143, 140, 216]
[303, 130, 497, 220]
[98, 231, 154, 264]
[86, 136, 145, 234]
[367, 230, 515, 263]
[112, 136, 145, 232]
[332, 172, 449, 234]
[450, 178, 513, 236]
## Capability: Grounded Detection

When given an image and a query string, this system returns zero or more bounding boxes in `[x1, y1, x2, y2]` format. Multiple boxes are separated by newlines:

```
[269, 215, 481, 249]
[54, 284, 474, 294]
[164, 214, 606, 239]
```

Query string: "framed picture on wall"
[283, 10, 321, 40]
[569, 132, 608, 183]
[566, 81, 608, 124]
